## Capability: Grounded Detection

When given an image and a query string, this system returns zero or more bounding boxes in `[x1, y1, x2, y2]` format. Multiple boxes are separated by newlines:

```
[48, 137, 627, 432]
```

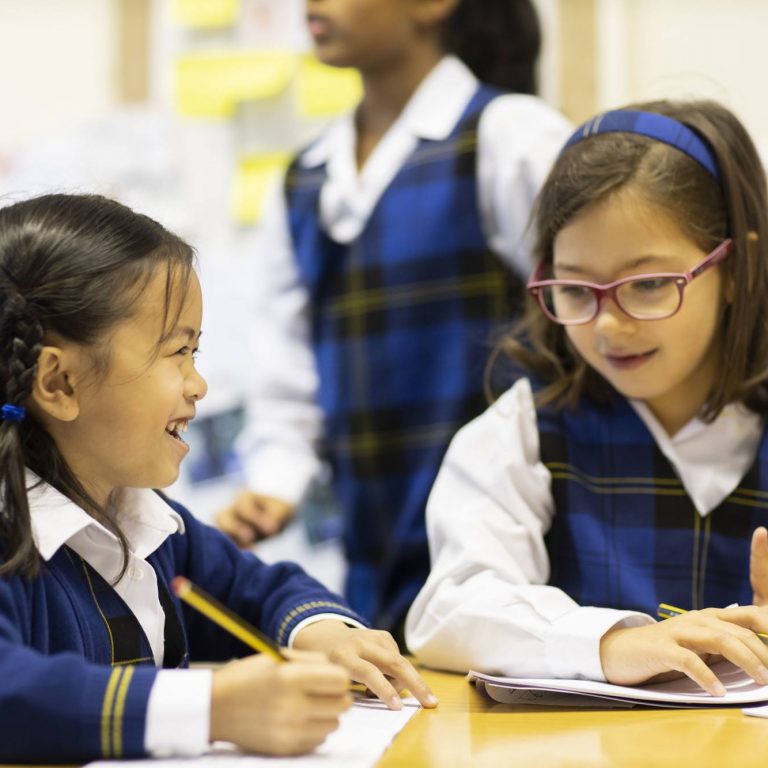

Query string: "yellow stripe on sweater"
[112, 666, 135, 758]
[101, 667, 123, 757]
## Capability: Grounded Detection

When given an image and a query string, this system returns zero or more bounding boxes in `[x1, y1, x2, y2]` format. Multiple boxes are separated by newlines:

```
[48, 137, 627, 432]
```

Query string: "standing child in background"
[0, 194, 435, 764]
[216, 0, 571, 643]
[405, 100, 768, 696]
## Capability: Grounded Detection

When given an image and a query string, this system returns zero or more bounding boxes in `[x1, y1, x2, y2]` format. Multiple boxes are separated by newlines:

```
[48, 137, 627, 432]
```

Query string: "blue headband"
[1, 404, 26, 422]
[561, 109, 721, 183]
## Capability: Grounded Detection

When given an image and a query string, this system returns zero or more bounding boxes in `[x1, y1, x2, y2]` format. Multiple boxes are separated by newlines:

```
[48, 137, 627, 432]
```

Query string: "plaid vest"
[538, 392, 768, 614]
[286, 85, 523, 630]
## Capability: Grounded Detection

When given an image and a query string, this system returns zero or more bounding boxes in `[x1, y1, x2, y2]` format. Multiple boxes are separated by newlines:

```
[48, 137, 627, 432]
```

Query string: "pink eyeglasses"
[527, 239, 732, 326]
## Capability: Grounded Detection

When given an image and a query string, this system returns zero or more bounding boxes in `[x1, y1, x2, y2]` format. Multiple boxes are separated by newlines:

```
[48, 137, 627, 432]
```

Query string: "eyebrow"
[554, 254, 676, 276]
[169, 327, 203, 342]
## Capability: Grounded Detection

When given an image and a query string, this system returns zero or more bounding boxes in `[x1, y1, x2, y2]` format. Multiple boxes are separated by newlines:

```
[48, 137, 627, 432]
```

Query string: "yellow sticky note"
[171, 0, 240, 29]
[175, 52, 298, 118]
[233, 152, 291, 224]
[295, 56, 362, 118]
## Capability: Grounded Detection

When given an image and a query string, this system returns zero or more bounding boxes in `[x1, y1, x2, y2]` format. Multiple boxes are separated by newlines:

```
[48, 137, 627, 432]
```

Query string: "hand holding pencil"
[172, 577, 351, 756]
[172, 576, 438, 713]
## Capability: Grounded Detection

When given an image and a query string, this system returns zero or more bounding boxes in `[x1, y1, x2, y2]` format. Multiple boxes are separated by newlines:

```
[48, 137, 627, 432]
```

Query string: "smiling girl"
[406, 101, 768, 697]
[0, 194, 434, 763]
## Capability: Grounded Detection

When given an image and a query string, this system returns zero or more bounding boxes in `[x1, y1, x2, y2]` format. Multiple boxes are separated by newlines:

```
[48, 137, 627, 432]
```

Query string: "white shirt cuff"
[145, 669, 213, 757]
[546, 607, 655, 681]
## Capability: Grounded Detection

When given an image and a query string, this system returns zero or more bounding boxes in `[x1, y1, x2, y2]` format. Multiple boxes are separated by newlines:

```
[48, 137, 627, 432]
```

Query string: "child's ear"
[31, 346, 80, 422]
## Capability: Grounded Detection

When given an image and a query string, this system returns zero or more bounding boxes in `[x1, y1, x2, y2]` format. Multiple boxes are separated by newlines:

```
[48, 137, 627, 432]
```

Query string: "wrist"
[599, 624, 631, 681]
[293, 619, 351, 653]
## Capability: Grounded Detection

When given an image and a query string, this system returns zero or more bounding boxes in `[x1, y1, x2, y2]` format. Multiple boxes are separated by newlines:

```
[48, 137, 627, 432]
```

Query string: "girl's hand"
[293, 620, 438, 710]
[600, 606, 768, 696]
[215, 491, 295, 548]
[750, 526, 768, 606]
[210, 650, 350, 756]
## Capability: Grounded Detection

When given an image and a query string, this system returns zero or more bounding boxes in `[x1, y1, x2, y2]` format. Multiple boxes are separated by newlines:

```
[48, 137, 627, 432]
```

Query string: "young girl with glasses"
[0, 194, 435, 764]
[405, 100, 768, 697]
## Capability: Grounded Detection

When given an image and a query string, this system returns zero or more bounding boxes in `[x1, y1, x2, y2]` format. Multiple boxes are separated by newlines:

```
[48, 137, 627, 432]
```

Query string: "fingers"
[751, 527, 768, 605]
[215, 492, 295, 547]
[667, 647, 727, 697]
[210, 645, 352, 755]
[601, 607, 768, 695]
[283, 654, 351, 696]
[711, 604, 768, 638]
[677, 622, 768, 690]
[332, 631, 438, 709]
[215, 501, 257, 548]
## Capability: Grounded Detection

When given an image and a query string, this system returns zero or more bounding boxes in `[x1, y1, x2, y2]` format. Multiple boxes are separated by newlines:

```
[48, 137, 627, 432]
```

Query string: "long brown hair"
[495, 99, 768, 416]
[0, 194, 194, 578]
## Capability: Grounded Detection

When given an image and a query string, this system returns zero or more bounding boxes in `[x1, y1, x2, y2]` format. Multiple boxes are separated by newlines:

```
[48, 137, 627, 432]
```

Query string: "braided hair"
[0, 194, 194, 578]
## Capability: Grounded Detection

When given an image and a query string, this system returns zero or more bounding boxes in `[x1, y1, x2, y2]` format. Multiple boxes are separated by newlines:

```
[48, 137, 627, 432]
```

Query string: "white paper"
[743, 703, 768, 718]
[85, 699, 419, 768]
[469, 661, 768, 708]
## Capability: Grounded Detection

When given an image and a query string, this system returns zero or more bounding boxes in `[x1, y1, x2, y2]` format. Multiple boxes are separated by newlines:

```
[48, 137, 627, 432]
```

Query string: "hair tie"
[561, 109, 721, 182]
[1, 404, 26, 422]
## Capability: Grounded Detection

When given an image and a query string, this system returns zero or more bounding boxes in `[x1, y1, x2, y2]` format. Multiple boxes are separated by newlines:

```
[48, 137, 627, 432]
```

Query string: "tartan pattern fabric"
[286, 85, 524, 630]
[537, 392, 768, 615]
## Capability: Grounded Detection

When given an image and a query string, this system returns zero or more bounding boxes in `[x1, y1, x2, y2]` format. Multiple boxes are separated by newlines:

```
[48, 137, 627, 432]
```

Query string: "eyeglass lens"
[542, 277, 682, 323]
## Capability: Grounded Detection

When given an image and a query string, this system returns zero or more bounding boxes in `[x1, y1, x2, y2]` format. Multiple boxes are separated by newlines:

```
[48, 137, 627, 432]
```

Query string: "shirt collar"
[628, 399, 762, 445]
[301, 55, 478, 168]
[26, 471, 184, 562]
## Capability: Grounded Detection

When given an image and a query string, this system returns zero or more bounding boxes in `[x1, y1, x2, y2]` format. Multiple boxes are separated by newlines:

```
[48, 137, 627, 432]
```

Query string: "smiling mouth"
[165, 420, 189, 444]
[605, 350, 657, 369]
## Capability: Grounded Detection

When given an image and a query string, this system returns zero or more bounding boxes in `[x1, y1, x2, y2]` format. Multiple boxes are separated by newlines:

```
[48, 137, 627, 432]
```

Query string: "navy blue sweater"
[0, 495, 363, 763]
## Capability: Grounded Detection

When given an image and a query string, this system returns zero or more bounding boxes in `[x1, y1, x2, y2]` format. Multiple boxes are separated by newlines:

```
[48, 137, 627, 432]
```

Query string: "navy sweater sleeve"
[0, 576, 157, 763]
[156, 498, 367, 660]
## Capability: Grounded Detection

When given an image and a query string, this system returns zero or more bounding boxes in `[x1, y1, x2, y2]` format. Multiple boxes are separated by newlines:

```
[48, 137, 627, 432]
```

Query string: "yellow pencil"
[171, 576, 285, 662]
[657, 602, 768, 646]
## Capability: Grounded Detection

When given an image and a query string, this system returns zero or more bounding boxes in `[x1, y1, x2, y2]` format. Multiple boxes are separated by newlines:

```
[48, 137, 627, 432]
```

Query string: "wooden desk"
[378, 666, 768, 767]
[6, 666, 768, 767]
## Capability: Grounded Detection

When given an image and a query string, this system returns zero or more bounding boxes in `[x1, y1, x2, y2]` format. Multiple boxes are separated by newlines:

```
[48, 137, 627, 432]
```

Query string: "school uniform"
[405, 377, 767, 680]
[237, 55, 571, 632]
[0, 475, 364, 763]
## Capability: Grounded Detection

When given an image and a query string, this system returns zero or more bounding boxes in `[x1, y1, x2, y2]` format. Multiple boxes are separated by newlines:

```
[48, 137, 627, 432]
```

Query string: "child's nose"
[187, 368, 208, 402]
[593, 297, 634, 335]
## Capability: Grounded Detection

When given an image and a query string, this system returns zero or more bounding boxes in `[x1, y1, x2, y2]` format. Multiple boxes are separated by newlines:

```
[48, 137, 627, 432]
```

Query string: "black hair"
[0, 193, 195, 578]
[444, 0, 540, 94]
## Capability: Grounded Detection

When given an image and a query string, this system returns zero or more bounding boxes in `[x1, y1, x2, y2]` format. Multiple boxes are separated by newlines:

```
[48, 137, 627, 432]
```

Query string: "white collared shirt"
[237, 56, 572, 505]
[405, 378, 765, 681]
[27, 476, 211, 756]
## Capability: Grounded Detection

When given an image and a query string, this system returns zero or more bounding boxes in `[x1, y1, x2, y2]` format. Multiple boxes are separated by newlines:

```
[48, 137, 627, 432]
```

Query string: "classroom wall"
[3, 1, 767, 152]
[0, 0, 118, 153]
[584, 0, 768, 154]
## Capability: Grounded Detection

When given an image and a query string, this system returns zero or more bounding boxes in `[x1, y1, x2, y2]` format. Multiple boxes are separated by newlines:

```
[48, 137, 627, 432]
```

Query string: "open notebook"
[468, 661, 768, 708]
